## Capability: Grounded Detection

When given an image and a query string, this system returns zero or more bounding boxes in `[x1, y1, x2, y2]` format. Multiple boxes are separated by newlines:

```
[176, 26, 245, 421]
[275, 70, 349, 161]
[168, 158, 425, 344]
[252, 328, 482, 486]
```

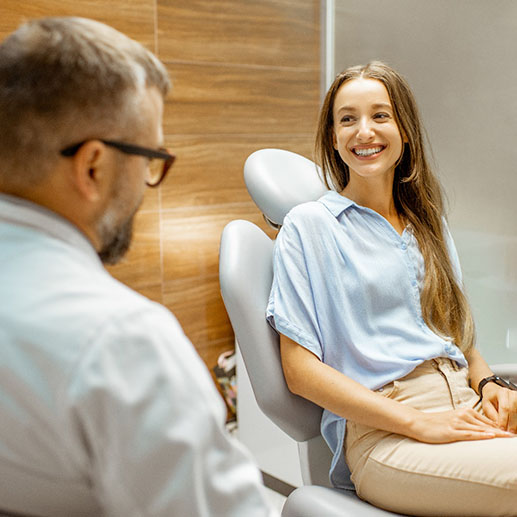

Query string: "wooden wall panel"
[157, 0, 321, 372]
[161, 204, 274, 281]
[163, 276, 236, 385]
[0, 1, 321, 380]
[162, 135, 315, 210]
[157, 0, 320, 68]
[164, 63, 319, 136]
[163, 275, 232, 358]
[0, 1, 155, 51]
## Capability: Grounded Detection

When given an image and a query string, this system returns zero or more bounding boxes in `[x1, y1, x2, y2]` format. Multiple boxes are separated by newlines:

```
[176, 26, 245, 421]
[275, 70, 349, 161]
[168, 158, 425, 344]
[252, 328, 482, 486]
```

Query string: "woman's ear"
[401, 126, 409, 144]
[332, 130, 338, 150]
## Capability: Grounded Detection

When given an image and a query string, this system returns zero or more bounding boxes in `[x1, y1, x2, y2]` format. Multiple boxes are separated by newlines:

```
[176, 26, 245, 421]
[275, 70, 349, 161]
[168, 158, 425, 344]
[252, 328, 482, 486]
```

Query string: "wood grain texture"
[0, 0, 155, 51]
[140, 187, 160, 213]
[163, 274, 231, 345]
[161, 202, 275, 281]
[163, 271, 237, 386]
[164, 62, 320, 136]
[157, 0, 320, 68]
[161, 135, 315, 210]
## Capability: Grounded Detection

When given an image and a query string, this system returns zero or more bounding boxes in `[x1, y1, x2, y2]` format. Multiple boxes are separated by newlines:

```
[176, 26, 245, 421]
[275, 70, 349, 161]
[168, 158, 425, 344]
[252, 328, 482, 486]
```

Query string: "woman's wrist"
[478, 375, 517, 400]
[398, 406, 426, 440]
[479, 380, 502, 398]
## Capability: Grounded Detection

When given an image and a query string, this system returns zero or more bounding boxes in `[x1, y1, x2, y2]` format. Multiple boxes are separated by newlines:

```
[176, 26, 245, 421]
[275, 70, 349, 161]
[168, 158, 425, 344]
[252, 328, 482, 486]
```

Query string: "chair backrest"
[220, 219, 322, 442]
[219, 149, 332, 484]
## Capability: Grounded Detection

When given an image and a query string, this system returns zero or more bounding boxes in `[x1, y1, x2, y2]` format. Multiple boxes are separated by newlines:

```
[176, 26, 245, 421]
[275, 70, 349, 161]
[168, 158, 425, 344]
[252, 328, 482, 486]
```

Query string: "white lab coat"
[0, 194, 275, 517]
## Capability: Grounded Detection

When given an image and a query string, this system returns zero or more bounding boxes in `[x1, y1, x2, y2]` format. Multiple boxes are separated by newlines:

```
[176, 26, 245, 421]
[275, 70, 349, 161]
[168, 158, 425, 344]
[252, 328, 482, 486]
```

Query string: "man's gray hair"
[0, 17, 171, 189]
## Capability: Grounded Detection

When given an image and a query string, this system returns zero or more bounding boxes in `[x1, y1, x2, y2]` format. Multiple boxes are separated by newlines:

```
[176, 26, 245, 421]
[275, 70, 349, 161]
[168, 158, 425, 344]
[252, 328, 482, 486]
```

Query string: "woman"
[266, 61, 517, 516]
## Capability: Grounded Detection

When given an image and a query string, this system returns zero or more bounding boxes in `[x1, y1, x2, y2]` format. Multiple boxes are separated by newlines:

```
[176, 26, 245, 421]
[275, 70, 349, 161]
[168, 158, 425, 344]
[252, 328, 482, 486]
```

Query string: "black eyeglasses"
[60, 139, 176, 187]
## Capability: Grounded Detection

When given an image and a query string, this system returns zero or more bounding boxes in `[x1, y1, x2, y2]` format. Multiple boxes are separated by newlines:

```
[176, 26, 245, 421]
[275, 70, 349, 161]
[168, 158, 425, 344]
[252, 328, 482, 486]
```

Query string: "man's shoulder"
[70, 272, 179, 342]
[1, 240, 178, 359]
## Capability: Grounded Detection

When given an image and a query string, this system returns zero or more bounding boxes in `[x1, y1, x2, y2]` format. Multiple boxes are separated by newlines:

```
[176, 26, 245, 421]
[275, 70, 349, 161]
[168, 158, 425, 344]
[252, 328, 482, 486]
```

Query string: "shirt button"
[401, 243, 407, 250]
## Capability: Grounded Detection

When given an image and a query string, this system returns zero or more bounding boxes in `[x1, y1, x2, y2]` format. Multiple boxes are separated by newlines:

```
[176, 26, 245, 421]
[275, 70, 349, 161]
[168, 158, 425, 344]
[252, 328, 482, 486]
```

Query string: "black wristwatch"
[477, 375, 517, 401]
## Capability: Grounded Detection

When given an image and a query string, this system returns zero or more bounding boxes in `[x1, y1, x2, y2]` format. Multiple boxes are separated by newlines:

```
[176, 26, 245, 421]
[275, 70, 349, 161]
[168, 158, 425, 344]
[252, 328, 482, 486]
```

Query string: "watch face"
[494, 377, 506, 388]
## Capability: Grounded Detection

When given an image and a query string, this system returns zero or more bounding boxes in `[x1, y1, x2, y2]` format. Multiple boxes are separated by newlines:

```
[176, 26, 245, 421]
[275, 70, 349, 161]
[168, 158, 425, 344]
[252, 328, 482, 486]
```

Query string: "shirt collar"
[317, 190, 356, 218]
[0, 193, 101, 264]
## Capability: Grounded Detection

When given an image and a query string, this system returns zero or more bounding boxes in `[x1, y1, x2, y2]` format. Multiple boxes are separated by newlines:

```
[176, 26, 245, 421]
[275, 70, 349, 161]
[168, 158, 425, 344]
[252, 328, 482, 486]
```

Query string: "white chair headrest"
[244, 149, 329, 226]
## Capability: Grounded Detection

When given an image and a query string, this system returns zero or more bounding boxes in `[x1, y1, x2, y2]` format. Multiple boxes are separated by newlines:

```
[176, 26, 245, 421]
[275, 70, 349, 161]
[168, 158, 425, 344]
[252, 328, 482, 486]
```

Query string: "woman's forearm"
[465, 348, 494, 395]
[280, 334, 419, 436]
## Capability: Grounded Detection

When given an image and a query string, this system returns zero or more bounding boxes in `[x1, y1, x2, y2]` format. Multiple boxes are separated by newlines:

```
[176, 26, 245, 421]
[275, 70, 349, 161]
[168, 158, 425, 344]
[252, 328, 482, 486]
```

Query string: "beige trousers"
[345, 358, 517, 517]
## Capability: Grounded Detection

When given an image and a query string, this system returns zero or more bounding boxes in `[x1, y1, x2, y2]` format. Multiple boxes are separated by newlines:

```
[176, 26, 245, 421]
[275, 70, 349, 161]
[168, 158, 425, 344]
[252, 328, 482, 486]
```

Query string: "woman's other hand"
[408, 407, 515, 443]
[481, 383, 517, 433]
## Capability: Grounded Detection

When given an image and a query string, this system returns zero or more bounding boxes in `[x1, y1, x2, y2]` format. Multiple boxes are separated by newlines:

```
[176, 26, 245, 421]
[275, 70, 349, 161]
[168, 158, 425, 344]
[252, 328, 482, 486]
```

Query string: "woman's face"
[332, 78, 404, 183]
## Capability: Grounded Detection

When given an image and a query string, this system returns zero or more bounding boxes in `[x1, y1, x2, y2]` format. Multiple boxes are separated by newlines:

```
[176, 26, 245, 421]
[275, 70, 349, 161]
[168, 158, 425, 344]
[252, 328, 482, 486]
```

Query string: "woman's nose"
[356, 117, 374, 141]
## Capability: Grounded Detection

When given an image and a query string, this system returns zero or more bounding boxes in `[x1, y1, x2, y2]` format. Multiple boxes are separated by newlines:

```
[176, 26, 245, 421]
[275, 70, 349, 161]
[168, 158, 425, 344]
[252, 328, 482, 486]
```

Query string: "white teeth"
[354, 146, 383, 156]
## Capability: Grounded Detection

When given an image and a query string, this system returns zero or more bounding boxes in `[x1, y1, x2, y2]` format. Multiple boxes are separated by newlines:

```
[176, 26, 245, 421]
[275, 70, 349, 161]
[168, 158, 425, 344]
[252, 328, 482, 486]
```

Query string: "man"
[0, 17, 274, 516]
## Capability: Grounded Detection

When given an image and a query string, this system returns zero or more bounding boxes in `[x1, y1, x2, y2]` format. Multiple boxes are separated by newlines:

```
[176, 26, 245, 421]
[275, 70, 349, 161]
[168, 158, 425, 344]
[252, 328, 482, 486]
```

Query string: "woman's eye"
[374, 112, 390, 120]
[340, 115, 354, 124]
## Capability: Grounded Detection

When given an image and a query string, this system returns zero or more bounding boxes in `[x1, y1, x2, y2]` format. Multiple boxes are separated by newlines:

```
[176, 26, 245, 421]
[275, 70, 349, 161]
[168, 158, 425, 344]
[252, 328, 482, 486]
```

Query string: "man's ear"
[69, 140, 109, 202]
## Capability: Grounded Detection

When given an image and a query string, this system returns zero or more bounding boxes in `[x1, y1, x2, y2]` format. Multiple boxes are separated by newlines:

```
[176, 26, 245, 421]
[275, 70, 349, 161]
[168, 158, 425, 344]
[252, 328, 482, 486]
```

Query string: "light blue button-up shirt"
[266, 190, 467, 489]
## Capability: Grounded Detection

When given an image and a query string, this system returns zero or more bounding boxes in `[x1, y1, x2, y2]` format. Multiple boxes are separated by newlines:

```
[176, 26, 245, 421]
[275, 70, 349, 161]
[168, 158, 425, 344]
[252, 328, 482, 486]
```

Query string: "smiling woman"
[316, 62, 472, 354]
[266, 61, 517, 516]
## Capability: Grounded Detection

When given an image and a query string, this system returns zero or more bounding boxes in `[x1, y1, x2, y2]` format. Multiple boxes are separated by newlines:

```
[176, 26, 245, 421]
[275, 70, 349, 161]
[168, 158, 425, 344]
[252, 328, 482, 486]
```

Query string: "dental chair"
[219, 148, 517, 517]
[219, 149, 403, 516]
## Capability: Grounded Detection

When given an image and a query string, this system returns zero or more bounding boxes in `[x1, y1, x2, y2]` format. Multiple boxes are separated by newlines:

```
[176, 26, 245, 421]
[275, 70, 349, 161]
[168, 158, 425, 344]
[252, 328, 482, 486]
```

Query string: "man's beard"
[97, 210, 135, 265]
[96, 183, 141, 265]
[96, 165, 143, 265]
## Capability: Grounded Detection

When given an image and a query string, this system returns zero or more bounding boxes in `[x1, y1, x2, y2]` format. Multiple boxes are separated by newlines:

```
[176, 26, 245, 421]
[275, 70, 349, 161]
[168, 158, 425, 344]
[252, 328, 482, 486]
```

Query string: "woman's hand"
[481, 383, 517, 433]
[408, 407, 515, 443]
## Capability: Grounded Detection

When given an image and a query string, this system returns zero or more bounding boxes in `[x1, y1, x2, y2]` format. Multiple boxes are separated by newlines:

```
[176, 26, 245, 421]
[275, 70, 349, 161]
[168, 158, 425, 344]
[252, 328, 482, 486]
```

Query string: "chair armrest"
[281, 486, 403, 517]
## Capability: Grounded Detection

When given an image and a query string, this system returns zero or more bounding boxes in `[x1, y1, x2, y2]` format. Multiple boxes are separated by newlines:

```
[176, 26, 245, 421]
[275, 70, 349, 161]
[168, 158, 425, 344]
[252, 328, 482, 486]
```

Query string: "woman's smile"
[351, 144, 386, 159]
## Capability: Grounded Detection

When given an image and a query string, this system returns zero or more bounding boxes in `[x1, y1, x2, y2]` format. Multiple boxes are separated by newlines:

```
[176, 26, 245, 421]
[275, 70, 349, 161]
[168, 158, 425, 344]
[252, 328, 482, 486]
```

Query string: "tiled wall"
[1, 1, 321, 375]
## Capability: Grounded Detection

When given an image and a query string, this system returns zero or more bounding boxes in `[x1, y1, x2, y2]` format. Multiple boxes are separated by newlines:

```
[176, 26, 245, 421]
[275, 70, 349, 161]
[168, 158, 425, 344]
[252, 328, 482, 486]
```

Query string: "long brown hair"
[316, 61, 474, 354]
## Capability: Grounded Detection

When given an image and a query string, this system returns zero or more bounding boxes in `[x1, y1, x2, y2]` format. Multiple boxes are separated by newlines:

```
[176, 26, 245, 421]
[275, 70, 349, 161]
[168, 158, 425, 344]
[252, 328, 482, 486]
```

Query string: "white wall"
[330, 0, 517, 363]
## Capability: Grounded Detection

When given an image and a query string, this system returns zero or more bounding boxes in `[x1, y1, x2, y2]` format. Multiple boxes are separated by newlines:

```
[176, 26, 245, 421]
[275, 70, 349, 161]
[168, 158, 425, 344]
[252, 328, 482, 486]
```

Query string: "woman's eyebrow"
[336, 105, 357, 114]
[371, 103, 393, 110]
[336, 102, 393, 114]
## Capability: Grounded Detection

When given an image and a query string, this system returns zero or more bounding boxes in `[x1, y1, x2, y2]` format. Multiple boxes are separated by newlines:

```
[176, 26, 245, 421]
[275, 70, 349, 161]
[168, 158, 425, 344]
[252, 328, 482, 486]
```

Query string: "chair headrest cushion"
[244, 149, 329, 226]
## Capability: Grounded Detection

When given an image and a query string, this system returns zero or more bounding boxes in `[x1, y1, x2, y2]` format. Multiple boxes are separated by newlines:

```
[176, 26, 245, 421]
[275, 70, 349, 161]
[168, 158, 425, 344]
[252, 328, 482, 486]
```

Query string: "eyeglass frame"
[60, 139, 175, 187]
